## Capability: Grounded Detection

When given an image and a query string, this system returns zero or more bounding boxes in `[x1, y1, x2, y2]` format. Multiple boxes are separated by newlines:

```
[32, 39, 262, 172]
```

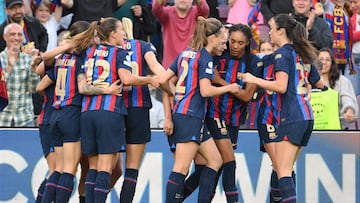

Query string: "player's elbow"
[200, 87, 212, 97]
[36, 84, 45, 95]
[277, 85, 287, 94]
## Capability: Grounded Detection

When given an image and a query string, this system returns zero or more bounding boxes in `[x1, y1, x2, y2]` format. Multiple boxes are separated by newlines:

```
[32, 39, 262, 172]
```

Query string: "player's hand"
[163, 118, 173, 136]
[106, 79, 123, 96]
[228, 83, 240, 94]
[240, 72, 256, 83]
[150, 75, 160, 88]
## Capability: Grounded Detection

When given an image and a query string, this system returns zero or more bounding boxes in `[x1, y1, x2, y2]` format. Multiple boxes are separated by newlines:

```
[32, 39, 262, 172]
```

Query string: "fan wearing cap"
[0, 0, 48, 126]
[0, 0, 48, 53]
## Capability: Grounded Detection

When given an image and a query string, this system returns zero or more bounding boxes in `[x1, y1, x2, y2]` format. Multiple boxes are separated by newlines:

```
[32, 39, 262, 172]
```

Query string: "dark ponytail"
[274, 14, 318, 64]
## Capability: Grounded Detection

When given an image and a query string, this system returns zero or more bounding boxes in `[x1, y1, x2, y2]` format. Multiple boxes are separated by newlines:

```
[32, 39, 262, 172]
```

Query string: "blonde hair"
[190, 16, 223, 50]
[122, 17, 133, 39]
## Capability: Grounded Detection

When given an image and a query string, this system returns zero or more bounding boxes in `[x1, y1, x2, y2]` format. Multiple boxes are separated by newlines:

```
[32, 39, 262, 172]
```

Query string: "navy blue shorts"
[168, 115, 207, 152]
[206, 118, 239, 149]
[125, 108, 151, 144]
[277, 120, 314, 146]
[81, 110, 126, 155]
[50, 106, 81, 146]
[200, 123, 212, 143]
[258, 120, 314, 146]
[39, 124, 55, 157]
[206, 118, 230, 140]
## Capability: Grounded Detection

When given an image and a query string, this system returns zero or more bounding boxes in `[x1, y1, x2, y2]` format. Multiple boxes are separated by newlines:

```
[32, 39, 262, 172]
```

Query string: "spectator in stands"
[61, 0, 126, 24]
[323, 0, 355, 77]
[318, 47, 359, 129]
[293, 0, 333, 50]
[0, 23, 39, 127]
[32, 0, 63, 51]
[206, 0, 219, 19]
[114, 0, 156, 41]
[0, 0, 48, 52]
[350, 0, 360, 96]
[152, 0, 209, 69]
[0, 0, 48, 126]
[261, 0, 293, 22]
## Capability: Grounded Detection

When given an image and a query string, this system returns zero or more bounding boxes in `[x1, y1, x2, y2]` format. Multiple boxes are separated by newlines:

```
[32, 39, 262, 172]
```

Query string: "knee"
[207, 153, 223, 171]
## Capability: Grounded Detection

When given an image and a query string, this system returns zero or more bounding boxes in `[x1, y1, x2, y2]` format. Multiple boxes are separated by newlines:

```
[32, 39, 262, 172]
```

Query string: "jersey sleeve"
[116, 48, 132, 71]
[75, 52, 86, 75]
[308, 64, 321, 85]
[169, 54, 180, 74]
[141, 40, 157, 55]
[198, 50, 214, 80]
[273, 50, 291, 75]
[45, 61, 56, 82]
[250, 54, 263, 78]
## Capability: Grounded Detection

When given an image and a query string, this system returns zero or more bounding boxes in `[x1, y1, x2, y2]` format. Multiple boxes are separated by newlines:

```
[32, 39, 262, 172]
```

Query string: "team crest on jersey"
[220, 127, 227, 135]
[269, 132, 277, 139]
[257, 61, 263, 67]
[275, 53, 282, 60]
[206, 61, 213, 74]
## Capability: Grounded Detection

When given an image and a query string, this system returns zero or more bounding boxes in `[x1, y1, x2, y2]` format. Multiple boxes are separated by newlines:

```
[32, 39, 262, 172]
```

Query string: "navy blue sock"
[166, 171, 186, 203]
[198, 167, 218, 203]
[184, 164, 205, 199]
[35, 178, 47, 203]
[56, 172, 74, 203]
[79, 195, 85, 203]
[120, 168, 139, 203]
[211, 166, 223, 201]
[42, 171, 61, 203]
[85, 169, 97, 203]
[278, 176, 296, 203]
[222, 161, 239, 203]
[270, 170, 281, 203]
[94, 171, 111, 203]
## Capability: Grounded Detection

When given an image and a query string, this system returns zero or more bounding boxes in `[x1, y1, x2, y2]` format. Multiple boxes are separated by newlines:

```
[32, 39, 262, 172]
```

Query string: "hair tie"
[206, 25, 223, 37]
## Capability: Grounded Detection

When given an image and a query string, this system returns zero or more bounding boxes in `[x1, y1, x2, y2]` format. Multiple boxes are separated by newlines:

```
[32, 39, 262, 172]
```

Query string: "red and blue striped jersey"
[81, 44, 131, 115]
[274, 44, 320, 124]
[170, 48, 214, 119]
[246, 96, 264, 129]
[257, 54, 281, 127]
[208, 51, 262, 126]
[121, 39, 157, 108]
[47, 52, 84, 109]
[38, 83, 55, 125]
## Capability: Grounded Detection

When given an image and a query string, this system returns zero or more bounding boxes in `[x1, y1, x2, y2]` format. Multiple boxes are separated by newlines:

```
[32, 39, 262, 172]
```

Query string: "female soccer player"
[36, 21, 91, 203]
[159, 16, 240, 203]
[71, 17, 159, 203]
[242, 14, 324, 203]
[207, 23, 263, 202]
[119, 18, 171, 203]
